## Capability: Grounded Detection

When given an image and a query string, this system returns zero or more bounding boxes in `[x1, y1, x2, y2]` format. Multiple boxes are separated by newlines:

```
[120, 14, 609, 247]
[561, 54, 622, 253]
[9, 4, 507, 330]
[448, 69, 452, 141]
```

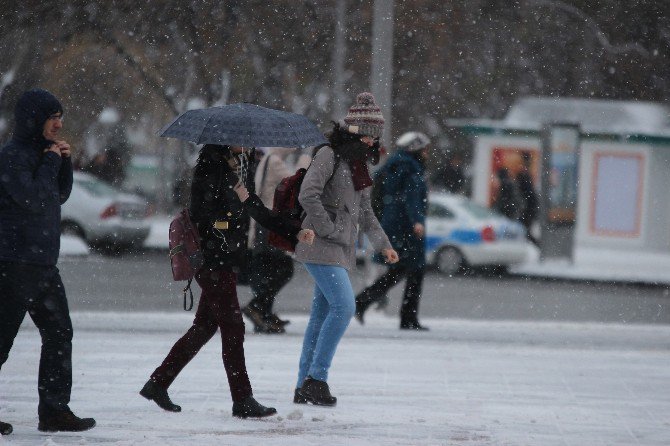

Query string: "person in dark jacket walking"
[355, 131, 431, 330]
[493, 167, 520, 220]
[242, 147, 297, 334]
[516, 152, 539, 245]
[293, 93, 399, 407]
[140, 144, 277, 419]
[0, 89, 96, 434]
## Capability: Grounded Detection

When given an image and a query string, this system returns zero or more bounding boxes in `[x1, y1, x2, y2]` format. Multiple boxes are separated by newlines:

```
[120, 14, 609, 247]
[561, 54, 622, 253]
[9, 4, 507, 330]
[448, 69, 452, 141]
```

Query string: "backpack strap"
[309, 143, 340, 185]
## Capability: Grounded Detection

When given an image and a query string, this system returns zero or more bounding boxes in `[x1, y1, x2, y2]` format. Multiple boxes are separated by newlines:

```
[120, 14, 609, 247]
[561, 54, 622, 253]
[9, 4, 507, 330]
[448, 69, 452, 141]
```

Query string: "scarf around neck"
[349, 158, 373, 191]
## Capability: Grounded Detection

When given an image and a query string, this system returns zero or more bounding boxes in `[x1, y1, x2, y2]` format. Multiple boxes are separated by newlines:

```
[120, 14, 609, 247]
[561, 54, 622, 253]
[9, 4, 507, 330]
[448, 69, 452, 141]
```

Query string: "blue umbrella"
[158, 103, 327, 148]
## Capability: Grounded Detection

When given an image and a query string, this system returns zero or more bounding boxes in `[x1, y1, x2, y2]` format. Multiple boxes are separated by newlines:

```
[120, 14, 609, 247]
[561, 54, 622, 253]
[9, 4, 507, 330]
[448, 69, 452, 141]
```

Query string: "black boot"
[267, 312, 290, 327]
[0, 421, 12, 435]
[38, 409, 96, 432]
[293, 388, 307, 404]
[243, 305, 285, 334]
[232, 396, 277, 418]
[354, 294, 370, 325]
[140, 380, 181, 412]
[400, 321, 429, 331]
[299, 376, 337, 406]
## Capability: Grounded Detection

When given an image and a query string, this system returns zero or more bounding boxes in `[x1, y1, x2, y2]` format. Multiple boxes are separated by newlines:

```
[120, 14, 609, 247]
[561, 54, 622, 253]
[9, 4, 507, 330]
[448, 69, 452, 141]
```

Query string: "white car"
[426, 193, 531, 274]
[61, 172, 151, 251]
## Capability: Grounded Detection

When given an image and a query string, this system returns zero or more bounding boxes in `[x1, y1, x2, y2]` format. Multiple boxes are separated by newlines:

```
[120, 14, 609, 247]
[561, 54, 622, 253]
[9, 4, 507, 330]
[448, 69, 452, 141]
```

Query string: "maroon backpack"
[169, 208, 203, 310]
[268, 145, 338, 252]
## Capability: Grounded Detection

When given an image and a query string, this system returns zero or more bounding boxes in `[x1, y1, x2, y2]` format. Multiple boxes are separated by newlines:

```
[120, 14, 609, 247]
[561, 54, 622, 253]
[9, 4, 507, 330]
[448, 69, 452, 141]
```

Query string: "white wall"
[575, 142, 650, 249]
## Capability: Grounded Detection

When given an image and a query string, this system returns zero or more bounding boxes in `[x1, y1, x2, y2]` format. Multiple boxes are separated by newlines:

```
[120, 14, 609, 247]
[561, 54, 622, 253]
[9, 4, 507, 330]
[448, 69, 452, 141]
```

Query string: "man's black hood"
[12, 88, 63, 147]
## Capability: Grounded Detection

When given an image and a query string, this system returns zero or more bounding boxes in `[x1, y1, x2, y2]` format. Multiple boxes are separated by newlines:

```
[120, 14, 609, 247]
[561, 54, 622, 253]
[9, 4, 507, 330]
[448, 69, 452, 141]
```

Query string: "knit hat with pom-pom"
[343, 92, 385, 139]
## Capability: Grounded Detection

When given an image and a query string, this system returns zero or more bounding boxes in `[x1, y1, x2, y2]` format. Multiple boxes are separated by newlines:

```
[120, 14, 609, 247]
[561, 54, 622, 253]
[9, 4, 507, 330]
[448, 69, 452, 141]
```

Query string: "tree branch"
[528, 0, 650, 58]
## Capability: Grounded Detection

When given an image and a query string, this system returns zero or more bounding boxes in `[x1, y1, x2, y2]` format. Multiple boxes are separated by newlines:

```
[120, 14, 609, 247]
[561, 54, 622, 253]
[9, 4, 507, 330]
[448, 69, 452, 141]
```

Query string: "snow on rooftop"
[504, 96, 670, 135]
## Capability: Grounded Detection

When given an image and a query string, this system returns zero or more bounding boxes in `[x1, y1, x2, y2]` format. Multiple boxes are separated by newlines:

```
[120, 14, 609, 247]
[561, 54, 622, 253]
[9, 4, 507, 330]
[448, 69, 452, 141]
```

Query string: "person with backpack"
[292, 92, 399, 407]
[355, 131, 431, 331]
[242, 147, 297, 334]
[140, 144, 277, 419]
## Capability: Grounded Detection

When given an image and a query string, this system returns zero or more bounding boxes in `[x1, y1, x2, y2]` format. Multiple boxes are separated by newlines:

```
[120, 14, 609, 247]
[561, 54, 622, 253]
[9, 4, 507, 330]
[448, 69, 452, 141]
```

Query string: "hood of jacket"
[388, 149, 425, 173]
[12, 88, 63, 149]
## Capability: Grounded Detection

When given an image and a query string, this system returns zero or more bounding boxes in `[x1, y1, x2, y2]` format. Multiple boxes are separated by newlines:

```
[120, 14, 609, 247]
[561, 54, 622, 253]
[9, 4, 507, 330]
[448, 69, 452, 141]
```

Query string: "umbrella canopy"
[158, 103, 327, 148]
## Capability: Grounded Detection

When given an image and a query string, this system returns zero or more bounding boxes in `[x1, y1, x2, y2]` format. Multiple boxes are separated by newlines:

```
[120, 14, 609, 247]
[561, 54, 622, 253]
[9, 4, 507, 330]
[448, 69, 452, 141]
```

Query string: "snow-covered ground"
[1, 312, 669, 445]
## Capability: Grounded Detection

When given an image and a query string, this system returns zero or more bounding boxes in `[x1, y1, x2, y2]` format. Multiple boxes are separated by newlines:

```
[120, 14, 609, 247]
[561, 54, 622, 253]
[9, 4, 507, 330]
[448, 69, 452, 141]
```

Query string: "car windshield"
[76, 178, 118, 197]
[459, 200, 502, 219]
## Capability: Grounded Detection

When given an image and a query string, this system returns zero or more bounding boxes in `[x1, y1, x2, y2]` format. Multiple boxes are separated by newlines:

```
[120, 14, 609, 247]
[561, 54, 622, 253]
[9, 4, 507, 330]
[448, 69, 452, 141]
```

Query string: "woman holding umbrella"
[293, 93, 399, 406]
[143, 103, 328, 417]
[140, 144, 283, 418]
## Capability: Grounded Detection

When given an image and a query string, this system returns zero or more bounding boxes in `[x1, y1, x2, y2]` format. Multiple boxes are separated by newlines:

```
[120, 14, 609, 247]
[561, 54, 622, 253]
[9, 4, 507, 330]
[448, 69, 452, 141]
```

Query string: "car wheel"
[60, 221, 85, 239]
[436, 246, 465, 275]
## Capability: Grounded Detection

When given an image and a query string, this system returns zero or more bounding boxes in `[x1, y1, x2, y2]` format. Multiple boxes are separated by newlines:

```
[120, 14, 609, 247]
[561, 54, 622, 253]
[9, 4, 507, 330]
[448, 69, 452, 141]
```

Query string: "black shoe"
[293, 388, 307, 404]
[244, 306, 285, 334]
[38, 409, 96, 432]
[232, 396, 277, 418]
[400, 321, 429, 331]
[354, 296, 368, 325]
[267, 312, 290, 326]
[253, 322, 285, 334]
[299, 376, 337, 407]
[140, 380, 181, 412]
[0, 421, 12, 435]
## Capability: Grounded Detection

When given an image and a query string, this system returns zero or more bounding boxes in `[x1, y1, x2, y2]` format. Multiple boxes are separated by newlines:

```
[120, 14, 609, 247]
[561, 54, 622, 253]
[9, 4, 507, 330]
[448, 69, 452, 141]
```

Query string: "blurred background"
[1, 0, 668, 211]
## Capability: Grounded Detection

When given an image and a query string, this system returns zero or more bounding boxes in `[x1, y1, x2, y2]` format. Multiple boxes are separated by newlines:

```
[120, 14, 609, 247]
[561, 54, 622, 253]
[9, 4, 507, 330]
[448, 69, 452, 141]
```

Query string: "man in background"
[356, 131, 431, 330]
[242, 147, 296, 333]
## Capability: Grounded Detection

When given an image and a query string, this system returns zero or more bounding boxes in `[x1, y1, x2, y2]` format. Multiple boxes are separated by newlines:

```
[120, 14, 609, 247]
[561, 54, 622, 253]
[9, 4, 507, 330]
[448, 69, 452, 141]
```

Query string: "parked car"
[425, 193, 531, 274]
[61, 171, 151, 251]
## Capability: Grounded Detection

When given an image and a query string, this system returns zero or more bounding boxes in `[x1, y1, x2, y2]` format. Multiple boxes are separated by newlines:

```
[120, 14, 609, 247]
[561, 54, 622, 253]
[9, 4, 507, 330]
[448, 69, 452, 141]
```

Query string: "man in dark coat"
[355, 131, 431, 330]
[494, 167, 520, 220]
[516, 152, 539, 245]
[0, 89, 96, 434]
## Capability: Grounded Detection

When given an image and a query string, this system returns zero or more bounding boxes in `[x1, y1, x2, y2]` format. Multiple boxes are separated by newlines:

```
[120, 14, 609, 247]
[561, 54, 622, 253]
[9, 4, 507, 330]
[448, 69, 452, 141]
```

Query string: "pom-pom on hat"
[343, 92, 385, 139]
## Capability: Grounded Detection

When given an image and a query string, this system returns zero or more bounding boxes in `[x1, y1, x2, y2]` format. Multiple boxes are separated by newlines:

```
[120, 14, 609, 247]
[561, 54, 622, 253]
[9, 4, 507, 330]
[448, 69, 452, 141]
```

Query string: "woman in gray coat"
[294, 93, 399, 406]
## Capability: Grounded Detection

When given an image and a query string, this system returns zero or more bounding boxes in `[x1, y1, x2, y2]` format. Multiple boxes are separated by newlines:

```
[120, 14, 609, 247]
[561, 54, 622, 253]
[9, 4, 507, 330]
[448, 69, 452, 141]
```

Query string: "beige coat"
[249, 150, 293, 248]
[295, 146, 391, 270]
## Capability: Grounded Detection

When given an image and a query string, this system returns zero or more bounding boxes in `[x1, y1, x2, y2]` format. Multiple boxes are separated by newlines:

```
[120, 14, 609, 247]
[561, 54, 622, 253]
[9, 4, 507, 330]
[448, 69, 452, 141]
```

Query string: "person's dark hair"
[326, 122, 380, 165]
[196, 144, 229, 167]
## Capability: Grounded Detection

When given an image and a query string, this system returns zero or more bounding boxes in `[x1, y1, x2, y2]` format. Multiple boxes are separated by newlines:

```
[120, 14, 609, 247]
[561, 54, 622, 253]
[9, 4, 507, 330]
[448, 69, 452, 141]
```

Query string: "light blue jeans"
[296, 263, 356, 386]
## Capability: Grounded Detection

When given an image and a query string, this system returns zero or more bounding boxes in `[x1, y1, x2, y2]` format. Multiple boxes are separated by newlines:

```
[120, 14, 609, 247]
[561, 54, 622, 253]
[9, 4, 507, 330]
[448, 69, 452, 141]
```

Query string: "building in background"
[448, 97, 670, 258]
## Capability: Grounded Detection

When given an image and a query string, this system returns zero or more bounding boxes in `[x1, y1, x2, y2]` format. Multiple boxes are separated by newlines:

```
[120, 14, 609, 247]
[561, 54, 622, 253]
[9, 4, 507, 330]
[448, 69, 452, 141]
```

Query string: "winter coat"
[516, 170, 538, 228]
[295, 146, 391, 270]
[0, 90, 72, 266]
[243, 193, 302, 245]
[249, 149, 293, 249]
[494, 171, 520, 220]
[254, 149, 293, 208]
[377, 150, 428, 270]
[189, 146, 255, 269]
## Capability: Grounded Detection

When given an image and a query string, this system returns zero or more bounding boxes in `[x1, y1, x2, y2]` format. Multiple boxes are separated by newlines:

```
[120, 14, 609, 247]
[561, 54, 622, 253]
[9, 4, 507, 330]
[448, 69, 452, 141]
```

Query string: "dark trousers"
[0, 262, 73, 415]
[150, 268, 252, 403]
[357, 264, 425, 324]
[248, 250, 293, 316]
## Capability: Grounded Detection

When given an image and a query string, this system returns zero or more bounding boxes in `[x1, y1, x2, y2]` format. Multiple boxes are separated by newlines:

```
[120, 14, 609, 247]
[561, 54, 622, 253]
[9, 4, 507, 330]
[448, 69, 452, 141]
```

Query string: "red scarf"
[350, 158, 373, 191]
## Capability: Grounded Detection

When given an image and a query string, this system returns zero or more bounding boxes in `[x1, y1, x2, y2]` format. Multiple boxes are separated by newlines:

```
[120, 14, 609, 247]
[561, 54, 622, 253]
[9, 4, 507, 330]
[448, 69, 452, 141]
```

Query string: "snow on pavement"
[1, 312, 669, 445]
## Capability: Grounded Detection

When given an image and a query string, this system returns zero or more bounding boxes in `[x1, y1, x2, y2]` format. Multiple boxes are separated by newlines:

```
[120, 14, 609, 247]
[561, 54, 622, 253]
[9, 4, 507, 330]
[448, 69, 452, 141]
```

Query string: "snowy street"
[1, 312, 669, 445]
